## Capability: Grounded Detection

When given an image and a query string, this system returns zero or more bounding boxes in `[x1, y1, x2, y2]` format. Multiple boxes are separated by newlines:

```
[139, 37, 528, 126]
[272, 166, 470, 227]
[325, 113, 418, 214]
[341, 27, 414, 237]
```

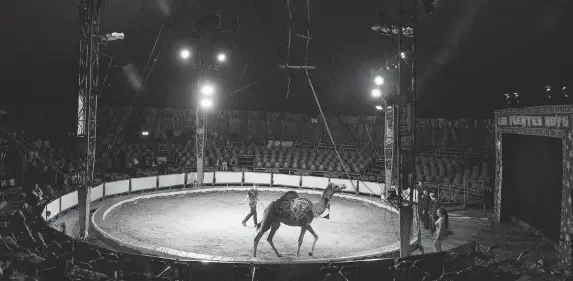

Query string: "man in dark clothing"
[241, 185, 259, 227]
[420, 190, 431, 229]
[416, 181, 424, 217]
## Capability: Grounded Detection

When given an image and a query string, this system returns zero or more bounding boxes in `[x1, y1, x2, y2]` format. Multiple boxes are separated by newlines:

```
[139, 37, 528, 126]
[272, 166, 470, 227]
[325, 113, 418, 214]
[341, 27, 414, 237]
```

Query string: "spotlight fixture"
[201, 85, 214, 96]
[400, 52, 406, 59]
[562, 86, 568, 98]
[180, 49, 191, 59]
[374, 75, 384, 86]
[217, 53, 226, 62]
[513, 91, 520, 104]
[375, 105, 383, 110]
[371, 25, 414, 38]
[200, 98, 213, 108]
[545, 84, 553, 99]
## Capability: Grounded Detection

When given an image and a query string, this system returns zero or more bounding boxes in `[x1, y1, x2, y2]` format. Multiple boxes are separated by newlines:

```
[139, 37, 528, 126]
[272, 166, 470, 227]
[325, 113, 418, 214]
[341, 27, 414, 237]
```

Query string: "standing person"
[429, 192, 441, 233]
[421, 190, 431, 229]
[434, 207, 448, 252]
[416, 181, 425, 219]
[241, 185, 259, 227]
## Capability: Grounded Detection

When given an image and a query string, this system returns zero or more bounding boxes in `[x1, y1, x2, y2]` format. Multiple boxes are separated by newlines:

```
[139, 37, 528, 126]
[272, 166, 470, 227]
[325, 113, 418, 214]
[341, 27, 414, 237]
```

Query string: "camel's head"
[323, 183, 346, 201]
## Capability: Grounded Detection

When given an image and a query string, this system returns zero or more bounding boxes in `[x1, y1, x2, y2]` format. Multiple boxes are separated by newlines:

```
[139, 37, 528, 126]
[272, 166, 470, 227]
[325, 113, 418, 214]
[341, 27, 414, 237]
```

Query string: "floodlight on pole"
[180, 49, 191, 59]
[217, 53, 226, 62]
[372, 88, 382, 97]
[374, 75, 384, 85]
[200, 98, 213, 108]
[201, 84, 214, 96]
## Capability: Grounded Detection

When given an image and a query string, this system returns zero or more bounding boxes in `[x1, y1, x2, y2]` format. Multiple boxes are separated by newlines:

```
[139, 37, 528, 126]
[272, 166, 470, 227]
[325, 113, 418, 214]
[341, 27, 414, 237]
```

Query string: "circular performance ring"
[91, 186, 418, 263]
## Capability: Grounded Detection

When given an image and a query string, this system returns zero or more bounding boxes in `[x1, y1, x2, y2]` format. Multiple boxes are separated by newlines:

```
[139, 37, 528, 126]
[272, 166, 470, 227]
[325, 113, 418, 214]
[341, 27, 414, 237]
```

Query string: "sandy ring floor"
[92, 187, 418, 262]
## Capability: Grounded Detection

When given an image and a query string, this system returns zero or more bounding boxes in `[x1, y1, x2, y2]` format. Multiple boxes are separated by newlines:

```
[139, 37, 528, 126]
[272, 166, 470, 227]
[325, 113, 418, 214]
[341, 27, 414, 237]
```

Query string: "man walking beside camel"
[241, 185, 259, 227]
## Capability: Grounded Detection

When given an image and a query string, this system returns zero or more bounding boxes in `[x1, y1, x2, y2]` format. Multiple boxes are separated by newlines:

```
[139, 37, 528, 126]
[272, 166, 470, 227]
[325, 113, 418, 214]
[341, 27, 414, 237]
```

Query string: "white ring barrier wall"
[158, 173, 185, 188]
[244, 172, 271, 185]
[43, 171, 418, 223]
[215, 172, 243, 184]
[272, 174, 301, 187]
[204, 172, 215, 184]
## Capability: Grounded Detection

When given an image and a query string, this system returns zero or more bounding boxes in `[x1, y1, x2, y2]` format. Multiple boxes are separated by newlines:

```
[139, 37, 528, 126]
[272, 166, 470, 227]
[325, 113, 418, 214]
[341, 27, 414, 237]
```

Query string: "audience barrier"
[41, 172, 428, 281]
[43, 171, 418, 222]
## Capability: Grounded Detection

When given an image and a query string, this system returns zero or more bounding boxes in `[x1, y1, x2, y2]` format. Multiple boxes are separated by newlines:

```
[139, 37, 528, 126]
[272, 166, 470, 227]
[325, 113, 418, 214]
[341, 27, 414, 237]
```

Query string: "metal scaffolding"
[77, 0, 101, 239]
[194, 47, 219, 187]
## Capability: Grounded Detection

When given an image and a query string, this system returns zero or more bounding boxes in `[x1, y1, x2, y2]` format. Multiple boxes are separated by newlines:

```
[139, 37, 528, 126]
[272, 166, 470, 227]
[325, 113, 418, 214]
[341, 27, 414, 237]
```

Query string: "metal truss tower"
[384, 106, 395, 195]
[194, 47, 219, 187]
[77, 0, 101, 239]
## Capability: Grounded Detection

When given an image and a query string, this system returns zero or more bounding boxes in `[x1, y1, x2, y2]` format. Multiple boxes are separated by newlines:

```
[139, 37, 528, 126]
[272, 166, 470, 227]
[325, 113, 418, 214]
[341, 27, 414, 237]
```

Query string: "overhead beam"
[278, 65, 316, 69]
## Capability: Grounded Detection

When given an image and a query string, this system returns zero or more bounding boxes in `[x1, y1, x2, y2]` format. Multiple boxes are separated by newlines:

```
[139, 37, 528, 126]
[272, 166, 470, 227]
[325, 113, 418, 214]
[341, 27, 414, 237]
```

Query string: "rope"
[299, 2, 368, 196]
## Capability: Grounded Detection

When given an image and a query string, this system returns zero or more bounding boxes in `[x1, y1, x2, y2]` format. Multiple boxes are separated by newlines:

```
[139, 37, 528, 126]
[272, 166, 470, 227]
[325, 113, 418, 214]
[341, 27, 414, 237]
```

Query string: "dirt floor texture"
[99, 190, 401, 261]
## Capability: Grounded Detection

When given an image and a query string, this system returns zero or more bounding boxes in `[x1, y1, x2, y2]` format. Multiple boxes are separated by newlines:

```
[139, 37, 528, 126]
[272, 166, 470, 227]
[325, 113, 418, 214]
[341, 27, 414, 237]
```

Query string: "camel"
[253, 183, 346, 257]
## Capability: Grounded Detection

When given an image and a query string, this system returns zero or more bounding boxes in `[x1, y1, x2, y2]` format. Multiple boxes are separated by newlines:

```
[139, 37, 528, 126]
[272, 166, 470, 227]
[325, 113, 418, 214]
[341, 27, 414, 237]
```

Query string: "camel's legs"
[296, 225, 308, 257]
[306, 224, 319, 256]
[254, 224, 271, 258]
[266, 222, 282, 257]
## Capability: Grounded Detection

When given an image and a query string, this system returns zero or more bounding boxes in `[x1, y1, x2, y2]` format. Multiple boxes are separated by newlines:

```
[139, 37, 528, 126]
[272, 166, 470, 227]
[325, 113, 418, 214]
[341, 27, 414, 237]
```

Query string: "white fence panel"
[158, 174, 185, 188]
[244, 172, 271, 185]
[105, 180, 129, 196]
[203, 172, 215, 184]
[273, 174, 300, 187]
[132, 176, 157, 192]
[216, 172, 243, 184]
[45, 199, 60, 220]
[60, 191, 78, 212]
[302, 176, 330, 189]
[91, 185, 104, 202]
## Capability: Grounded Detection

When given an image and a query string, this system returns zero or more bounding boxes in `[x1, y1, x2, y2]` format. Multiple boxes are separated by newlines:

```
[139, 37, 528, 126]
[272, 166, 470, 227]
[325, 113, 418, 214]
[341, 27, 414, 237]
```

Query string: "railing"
[43, 172, 399, 223]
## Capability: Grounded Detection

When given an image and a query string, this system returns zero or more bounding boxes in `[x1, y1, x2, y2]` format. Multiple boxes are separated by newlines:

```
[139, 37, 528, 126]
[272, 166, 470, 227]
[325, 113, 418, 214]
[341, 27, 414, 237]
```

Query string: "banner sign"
[496, 114, 570, 130]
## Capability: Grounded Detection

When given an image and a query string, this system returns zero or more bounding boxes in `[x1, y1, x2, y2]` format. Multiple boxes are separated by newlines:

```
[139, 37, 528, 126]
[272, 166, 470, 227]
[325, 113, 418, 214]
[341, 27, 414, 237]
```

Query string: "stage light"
[201, 84, 214, 96]
[374, 75, 384, 85]
[375, 105, 383, 110]
[563, 86, 569, 98]
[400, 52, 406, 59]
[545, 84, 552, 92]
[217, 53, 226, 62]
[180, 49, 191, 59]
[141, 131, 149, 136]
[371, 88, 382, 97]
[200, 98, 213, 108]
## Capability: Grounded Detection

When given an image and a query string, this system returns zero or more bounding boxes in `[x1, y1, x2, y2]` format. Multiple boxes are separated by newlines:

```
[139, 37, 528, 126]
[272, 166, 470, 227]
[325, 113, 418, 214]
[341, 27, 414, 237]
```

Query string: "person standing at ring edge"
[434, 207, 448, 252]
[241, 185, 259, 227]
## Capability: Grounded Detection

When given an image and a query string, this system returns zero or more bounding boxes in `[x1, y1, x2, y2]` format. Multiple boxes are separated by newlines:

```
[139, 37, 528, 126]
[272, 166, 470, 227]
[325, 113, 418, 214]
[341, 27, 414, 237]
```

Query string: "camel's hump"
[279, 190, 299, 200]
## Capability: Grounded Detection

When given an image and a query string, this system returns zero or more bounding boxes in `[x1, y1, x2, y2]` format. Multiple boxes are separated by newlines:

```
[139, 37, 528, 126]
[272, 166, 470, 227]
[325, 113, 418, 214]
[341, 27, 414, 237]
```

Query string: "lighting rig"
[185, 14, 237, 187]
[76, 0, 123, 239]
[370, 0, 428, 257]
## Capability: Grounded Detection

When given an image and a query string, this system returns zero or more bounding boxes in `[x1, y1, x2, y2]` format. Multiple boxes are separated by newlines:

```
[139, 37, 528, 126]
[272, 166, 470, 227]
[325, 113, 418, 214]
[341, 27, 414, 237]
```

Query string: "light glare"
[217, 53, 226, 62]
[371, 88, 381, 97]
[180, 49, 191, 59]
[200, 99, 213, 108]
[374, 76, 384, 85]
[375, 105, 383, 110]
[201, 85, 214, 96]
